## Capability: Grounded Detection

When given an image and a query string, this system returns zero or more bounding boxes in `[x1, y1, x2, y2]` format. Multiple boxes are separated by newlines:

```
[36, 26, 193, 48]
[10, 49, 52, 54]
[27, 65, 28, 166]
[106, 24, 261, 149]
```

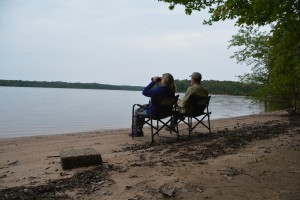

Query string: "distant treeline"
[175, 79, 260, 96]
[0, 79, 260, 96]
[0, 80, 143, 91]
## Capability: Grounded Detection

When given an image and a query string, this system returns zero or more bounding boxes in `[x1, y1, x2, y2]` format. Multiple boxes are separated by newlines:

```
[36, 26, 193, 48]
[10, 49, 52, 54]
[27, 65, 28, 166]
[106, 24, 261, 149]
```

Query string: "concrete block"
[60, 148, 102, 170]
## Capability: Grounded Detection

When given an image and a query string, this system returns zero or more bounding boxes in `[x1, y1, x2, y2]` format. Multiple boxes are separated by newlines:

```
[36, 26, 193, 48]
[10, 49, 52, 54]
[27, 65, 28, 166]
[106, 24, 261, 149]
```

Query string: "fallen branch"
[47, 155, 60, 158]
[287, 143, 296, 151]
[8, 160, 18, 165]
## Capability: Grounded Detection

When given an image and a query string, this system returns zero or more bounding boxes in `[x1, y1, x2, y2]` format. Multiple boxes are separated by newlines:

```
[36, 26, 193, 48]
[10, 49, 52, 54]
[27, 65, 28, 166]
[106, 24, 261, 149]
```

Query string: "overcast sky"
[0, 0, 251, 86]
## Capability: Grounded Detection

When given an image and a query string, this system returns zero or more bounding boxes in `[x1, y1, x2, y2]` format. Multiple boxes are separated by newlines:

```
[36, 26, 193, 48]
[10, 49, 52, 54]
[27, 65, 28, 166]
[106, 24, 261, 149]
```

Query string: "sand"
[0, 111, 299, 199]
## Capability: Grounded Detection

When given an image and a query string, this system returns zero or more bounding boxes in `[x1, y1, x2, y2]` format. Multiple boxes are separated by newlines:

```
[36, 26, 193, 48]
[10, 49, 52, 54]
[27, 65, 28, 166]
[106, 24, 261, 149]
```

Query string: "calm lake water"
[0, 87, 265, 138]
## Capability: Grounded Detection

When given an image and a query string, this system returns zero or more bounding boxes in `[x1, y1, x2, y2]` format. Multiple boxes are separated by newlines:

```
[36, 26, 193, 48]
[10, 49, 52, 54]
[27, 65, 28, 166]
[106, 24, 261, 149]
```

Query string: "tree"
[228, 26, 270, 85]
[158, 0, 299, 26]
[267, 19, 300, 114]
[158, 0, 300, 114]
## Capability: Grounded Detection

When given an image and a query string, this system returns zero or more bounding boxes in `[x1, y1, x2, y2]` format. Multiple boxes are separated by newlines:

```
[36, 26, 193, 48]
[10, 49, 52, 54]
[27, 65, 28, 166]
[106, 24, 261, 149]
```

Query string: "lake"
[0, 87, 265, 138]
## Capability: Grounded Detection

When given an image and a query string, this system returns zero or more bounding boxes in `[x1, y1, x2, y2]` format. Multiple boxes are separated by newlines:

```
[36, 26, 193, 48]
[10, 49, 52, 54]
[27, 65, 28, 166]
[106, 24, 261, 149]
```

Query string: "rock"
[160, 186, 176, 197]
[60, 148, 102, 170]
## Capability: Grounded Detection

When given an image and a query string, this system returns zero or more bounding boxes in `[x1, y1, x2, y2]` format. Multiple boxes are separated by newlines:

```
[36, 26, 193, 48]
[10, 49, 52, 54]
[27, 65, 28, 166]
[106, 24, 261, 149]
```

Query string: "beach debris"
[180, 188, 188, 193]
[0, 164, 116, 199]
[0, 174, 6, 179]
[59, 172, 70, 176]
[60, 148, 102, 170]
[7, 160, 18, 166]
[264, 149, 271, 153]
[219, 167, 240, 176]
[128, 195, 143, 200]
[287, 143, 297, 151]
[46, 155, 60, 158]
[196, 187, 204, 193]
[126, 185, 132, 190]
[160, 186, 176, 197]
[218, 167, 261, 183]
[98, 191, 112, 196]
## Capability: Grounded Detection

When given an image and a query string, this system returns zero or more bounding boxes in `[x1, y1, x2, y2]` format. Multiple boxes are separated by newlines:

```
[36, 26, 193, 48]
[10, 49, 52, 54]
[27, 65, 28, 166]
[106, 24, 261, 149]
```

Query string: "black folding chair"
[131, 95, 179, 142]
[175, 95, 211, 136]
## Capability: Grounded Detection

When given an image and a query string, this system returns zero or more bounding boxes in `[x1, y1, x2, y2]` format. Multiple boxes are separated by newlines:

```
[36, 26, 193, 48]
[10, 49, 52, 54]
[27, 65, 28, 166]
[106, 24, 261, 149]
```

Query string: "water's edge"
[0, 87, 265, 138]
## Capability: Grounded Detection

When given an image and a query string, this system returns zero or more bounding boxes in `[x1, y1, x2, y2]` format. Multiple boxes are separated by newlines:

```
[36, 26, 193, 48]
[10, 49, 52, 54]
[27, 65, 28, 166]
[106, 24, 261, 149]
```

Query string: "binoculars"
[151, 77, 161, 82]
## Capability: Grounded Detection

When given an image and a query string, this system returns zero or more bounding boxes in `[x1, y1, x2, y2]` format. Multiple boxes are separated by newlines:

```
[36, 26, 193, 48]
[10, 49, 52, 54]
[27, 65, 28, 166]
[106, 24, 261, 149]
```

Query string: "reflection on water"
[209, 95, 265, 119]
[265, 102, 289, 112]
[0, 87, 265, 138]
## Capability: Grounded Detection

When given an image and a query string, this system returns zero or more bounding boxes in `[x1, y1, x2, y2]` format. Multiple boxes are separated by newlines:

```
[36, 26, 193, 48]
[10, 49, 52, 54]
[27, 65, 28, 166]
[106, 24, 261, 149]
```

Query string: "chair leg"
[188, 117, 192, 136]
[190, 113, 211, 135]
[176, 120, 179, 141]
[150, 118, 154, 143]
[157, 120, 159, 136]
[150, 120, 160, 143]
[131, 105, 135, 138]
[208, 113, 211, 134]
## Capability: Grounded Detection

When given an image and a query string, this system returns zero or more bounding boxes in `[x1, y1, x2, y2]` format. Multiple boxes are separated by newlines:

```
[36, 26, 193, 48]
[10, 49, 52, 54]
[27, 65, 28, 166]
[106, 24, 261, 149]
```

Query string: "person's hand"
[151, 76, 161, 82]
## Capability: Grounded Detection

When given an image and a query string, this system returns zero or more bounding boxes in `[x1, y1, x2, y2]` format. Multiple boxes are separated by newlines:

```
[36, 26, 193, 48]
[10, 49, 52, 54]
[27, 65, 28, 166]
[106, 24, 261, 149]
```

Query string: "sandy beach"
[0, 111, 299, 200]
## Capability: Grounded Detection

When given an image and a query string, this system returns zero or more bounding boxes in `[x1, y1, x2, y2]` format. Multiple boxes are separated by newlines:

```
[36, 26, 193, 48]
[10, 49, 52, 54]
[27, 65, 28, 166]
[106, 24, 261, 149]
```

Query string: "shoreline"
[1, 110, 299, 199]
[0, 111, 267, 140]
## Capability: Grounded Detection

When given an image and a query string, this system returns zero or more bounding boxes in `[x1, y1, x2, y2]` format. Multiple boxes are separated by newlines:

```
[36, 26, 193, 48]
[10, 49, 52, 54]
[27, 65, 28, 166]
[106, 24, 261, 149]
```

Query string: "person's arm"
[177, 98, 183, 105]
[179, 87, 192, 108]
[142, 81, 157, 97]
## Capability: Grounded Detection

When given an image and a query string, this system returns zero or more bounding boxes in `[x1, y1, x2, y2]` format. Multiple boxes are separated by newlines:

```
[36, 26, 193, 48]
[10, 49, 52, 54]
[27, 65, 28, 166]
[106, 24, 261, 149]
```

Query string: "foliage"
[158, 0, 299, 26]
[267, 19, 300, 114]
[228, 26, 270, 84]
[172, 79, 260, 95]
[202, 80, 260, 96]
[227, 10, 300, 114]
[158, 0, 300, 114]
[227, 26, 271, 103]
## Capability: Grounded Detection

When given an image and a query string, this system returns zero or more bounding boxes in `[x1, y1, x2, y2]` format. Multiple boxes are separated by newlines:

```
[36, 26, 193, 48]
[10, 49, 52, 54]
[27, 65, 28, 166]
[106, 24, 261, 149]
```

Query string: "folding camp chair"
[131, 95, 179, 142]
[174, 95, 211, 136]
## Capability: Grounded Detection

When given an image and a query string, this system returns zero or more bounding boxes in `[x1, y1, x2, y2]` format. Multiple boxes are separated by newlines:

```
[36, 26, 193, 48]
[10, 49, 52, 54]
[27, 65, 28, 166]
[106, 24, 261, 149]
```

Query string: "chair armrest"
[132, 103, 149, 110]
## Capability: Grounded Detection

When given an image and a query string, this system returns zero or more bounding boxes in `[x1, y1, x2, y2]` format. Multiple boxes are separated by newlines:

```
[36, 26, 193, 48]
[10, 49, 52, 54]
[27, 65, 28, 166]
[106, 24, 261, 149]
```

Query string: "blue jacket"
[142, 81, 175, 115]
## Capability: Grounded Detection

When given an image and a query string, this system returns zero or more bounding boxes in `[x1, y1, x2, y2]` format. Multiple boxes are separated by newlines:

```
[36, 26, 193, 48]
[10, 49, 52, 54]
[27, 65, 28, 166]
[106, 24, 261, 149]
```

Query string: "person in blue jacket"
[131, 73, 176, 137]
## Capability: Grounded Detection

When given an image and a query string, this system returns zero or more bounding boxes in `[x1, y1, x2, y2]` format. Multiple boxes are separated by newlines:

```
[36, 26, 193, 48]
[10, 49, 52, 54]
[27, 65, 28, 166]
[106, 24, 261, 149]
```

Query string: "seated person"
[166, 72, 208, 131]
[178, 72, 208, 113]
[131, 73, 176, 137]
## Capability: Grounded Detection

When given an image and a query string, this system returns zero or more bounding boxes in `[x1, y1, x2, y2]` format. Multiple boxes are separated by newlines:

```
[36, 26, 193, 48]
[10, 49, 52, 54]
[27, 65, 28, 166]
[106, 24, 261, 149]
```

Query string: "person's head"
[190, 72, 202, 85]
[161, 73, 176, 92]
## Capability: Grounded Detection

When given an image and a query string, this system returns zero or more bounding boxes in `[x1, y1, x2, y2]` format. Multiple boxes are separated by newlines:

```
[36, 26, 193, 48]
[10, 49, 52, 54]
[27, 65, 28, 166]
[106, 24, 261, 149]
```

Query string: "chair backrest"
[151, 95, 179, 118]
[186, 95, 211, 116]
